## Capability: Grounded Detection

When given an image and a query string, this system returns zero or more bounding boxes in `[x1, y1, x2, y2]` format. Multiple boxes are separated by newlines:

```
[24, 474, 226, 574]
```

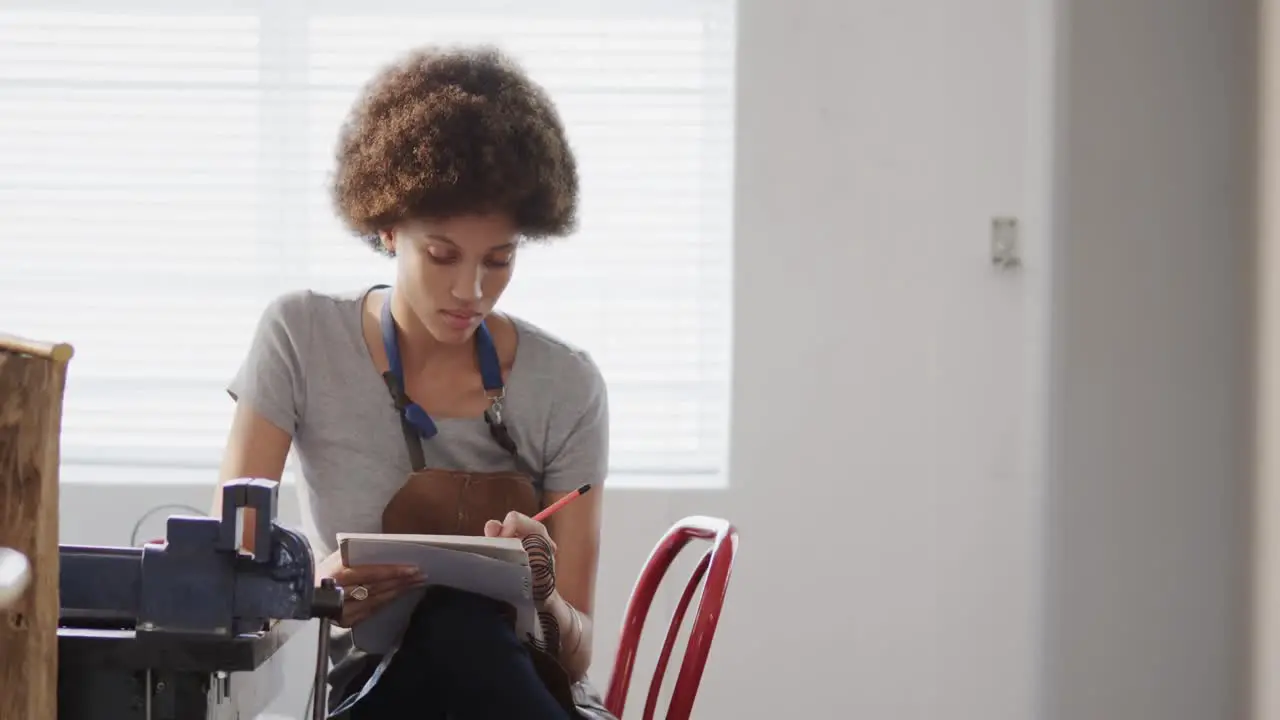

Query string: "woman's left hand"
[485, 511, 557, 606]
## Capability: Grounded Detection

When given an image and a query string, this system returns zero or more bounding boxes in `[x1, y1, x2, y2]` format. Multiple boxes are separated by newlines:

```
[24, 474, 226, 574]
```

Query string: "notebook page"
[340, 537, 536, 654]
[337, 532, 528, 564]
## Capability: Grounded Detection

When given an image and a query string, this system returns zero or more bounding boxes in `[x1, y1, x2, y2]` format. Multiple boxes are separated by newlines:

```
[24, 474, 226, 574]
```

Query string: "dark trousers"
[348, 588, 575, 720]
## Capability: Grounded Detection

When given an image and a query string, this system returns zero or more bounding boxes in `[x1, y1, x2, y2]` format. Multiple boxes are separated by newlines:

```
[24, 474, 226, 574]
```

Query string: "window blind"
[0, 1, 735, 486]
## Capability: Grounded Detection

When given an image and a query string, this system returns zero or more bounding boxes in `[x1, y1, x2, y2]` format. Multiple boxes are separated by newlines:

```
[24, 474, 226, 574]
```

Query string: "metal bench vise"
[56, 478, 343, 720]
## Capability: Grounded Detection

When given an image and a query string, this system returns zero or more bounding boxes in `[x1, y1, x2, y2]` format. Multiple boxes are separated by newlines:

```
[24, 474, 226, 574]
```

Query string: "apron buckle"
[485, 388, 506, 425]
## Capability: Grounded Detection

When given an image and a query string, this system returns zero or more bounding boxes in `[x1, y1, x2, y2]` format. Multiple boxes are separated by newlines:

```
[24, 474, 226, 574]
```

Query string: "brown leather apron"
[337, 290, 577, 713]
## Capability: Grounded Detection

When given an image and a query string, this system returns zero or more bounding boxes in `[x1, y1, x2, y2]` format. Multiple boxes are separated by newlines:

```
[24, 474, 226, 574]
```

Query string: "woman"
[215, 45, 613, 719]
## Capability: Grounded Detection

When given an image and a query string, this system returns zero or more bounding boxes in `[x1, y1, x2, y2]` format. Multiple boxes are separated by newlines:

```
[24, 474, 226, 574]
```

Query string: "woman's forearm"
[546, 592, 594, 681]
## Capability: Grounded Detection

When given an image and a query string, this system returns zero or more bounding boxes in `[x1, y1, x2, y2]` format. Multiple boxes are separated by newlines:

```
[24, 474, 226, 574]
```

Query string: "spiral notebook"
[336, 532, 536, 654]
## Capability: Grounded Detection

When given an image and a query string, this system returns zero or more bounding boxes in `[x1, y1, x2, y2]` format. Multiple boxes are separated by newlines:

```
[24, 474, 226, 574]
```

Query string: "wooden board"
[0, 333, 73, 720]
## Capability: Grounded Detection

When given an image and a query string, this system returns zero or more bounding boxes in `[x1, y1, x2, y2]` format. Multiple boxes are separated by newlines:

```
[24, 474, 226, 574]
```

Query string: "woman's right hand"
[317, 549, 426, 628]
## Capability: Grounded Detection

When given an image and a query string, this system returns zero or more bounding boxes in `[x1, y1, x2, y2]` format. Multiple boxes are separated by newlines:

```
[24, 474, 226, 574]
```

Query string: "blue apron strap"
[472, 319, 539, 481]
[473, 322, 503, 392]
[381, 288, 537, 482]
[473, 322, 507, 428]
[380, 292, 433, 472]
[379, 288, 403, 385]
[381, 293, 438, 440]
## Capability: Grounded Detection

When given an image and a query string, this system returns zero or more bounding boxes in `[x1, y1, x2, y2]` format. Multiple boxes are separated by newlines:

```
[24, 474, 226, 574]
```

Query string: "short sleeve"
[226, 291, 311, 436]
[542, 351, 610, 493]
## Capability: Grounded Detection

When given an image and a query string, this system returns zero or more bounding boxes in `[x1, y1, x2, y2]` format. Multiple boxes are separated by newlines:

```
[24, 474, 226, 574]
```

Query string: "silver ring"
[350, 585, 369, 601]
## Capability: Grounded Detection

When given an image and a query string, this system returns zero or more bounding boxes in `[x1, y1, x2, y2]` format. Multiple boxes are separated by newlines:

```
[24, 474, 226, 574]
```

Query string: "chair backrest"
[605, 516, 739, 720]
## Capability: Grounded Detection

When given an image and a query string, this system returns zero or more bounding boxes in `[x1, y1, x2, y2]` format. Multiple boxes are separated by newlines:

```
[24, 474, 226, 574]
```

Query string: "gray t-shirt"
[227, 286, 610, 558]
[226, 286, 613, 716]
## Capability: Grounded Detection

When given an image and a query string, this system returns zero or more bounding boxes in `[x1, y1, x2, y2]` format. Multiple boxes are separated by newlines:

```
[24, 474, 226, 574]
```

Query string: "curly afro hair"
[330, 45, 578, 253]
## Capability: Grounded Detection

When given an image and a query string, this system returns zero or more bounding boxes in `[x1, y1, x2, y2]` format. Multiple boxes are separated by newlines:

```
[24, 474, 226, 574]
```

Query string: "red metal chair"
[605, 516, 739, 720]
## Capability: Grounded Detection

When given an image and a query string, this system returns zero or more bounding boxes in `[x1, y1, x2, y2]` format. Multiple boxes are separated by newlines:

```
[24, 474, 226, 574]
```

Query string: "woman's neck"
[388, 291, 472, 372]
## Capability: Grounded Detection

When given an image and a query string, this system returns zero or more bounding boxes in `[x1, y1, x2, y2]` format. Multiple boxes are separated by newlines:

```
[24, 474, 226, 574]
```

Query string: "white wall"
[1044, 0, 1256, 719]
[56, 0, 1259, 719]
[701, 0, 1048, 718]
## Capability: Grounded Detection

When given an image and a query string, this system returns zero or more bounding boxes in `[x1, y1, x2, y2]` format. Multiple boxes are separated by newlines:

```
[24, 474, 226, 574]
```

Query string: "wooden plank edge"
[0, 334, 74, 364]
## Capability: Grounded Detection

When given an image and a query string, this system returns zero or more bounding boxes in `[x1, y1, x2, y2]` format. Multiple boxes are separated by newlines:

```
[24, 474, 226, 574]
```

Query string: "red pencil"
[533, 483, 592, 523]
